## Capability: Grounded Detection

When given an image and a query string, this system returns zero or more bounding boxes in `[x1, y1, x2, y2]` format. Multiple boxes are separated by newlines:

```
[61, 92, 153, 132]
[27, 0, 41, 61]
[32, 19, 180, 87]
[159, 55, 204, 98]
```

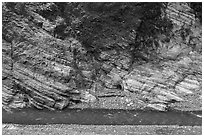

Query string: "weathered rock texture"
[166, 2, 196, 25]
[2, 3, 202, 112]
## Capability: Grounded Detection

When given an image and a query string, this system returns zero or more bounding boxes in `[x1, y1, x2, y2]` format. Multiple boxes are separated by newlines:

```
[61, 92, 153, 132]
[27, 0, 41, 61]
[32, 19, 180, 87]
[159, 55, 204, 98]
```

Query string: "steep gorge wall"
[2, 3, 202, 112]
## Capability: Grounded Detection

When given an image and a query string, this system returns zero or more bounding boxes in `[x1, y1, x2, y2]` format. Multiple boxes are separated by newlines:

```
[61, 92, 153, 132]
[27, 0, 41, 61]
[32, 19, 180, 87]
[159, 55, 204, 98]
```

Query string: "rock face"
[2, 2, 202, 112]
[2, 10, 97, 111]
[166, 2, 196, 25]
[122, 54, 201, 111]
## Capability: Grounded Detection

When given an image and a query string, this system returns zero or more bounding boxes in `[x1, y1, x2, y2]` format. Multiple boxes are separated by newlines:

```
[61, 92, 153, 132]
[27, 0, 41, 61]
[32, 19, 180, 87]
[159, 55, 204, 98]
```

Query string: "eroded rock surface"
[2, 2, 201, 112]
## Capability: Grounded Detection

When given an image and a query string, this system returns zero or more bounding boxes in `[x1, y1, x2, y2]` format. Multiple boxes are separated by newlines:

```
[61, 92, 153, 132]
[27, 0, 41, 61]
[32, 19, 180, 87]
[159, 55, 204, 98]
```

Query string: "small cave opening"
[115, 84, 123, 90]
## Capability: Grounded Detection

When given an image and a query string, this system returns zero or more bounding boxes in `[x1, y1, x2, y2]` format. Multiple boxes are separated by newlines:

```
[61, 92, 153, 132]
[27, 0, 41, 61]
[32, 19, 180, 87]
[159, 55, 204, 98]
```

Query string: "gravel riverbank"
[2, 124, 202, 135]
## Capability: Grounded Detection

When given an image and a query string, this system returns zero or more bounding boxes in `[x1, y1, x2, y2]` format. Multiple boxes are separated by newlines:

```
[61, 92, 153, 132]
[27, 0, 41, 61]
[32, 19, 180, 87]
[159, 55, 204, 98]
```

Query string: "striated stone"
[52, 63, 73, 75]
[149, 74, 165, 84]
[175, 86, 193, 94]
[54, 98, 70, 110]
[124, 79, 144, 92]
[2, 3, 202, 112]
[147, 103, 167, 111]
[80, 91, 98, 103]
[158, 90, 183, 101]
[178, 81, 200, 89]
[156, 95, 169, 102]
[111, 68, 129, 78]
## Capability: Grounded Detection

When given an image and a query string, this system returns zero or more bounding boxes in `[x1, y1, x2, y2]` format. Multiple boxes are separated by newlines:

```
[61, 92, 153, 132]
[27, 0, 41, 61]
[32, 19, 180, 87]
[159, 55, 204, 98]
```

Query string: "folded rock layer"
[2, 2, 202, 112]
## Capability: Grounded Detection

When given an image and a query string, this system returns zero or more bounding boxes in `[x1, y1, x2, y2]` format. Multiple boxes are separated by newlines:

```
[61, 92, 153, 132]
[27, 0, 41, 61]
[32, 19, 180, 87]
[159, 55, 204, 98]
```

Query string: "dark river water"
[2, 108, 202, 126]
